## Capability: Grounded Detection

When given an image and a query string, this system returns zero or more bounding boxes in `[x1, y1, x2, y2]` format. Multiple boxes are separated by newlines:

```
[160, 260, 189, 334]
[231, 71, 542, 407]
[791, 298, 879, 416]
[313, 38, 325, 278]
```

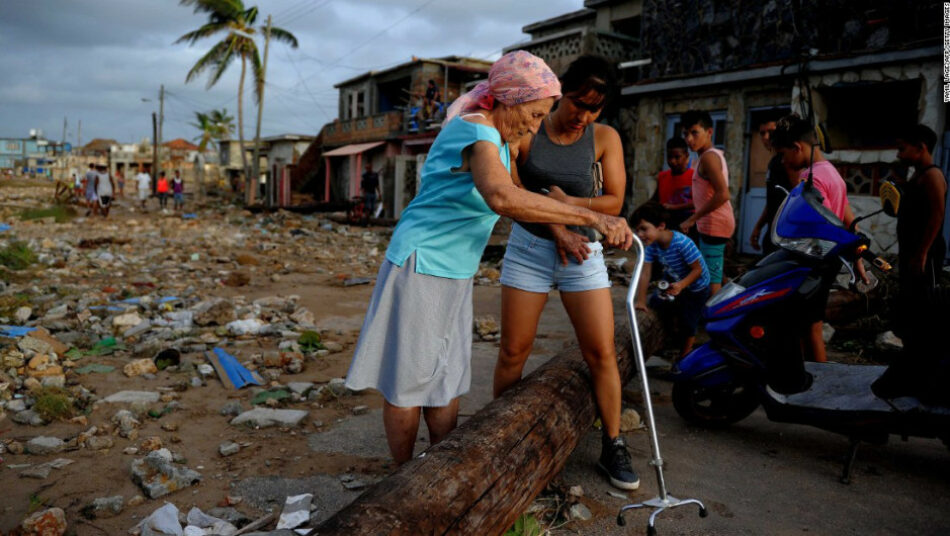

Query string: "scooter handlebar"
[857, 246, 892, 272]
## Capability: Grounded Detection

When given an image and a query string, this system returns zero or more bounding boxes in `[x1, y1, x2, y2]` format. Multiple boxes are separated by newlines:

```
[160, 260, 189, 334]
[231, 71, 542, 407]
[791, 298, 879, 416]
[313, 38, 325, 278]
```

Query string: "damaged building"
[317, 56, 492, 217]
[508, 0, 946, 256]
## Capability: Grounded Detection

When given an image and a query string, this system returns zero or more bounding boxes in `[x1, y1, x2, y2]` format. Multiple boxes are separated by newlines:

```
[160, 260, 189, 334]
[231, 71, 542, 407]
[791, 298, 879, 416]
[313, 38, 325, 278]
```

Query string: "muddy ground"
[1, 179, 948, 535]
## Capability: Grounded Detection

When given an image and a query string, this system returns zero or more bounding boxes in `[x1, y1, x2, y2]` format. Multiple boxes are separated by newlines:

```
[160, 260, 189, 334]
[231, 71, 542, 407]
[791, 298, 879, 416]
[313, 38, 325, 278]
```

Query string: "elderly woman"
[345, 51, 633, 464]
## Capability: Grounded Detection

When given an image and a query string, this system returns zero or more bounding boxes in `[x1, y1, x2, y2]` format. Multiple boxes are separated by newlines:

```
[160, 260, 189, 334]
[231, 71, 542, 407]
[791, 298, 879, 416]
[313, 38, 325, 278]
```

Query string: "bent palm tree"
[191, 108, 234, 152]
[176, 0, 297, 202]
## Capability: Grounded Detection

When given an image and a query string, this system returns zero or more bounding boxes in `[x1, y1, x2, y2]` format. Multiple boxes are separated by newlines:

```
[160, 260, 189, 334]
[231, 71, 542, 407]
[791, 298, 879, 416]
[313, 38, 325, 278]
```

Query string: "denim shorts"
[500, 223, 610, 293]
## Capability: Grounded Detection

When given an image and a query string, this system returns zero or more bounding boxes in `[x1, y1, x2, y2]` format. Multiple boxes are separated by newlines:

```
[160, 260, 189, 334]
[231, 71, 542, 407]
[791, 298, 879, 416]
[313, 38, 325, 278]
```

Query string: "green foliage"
[298, 330, 324, 353]
[504, 514, 544, 536]
[0, 241, 36, 270]
[28, 493, 49, 514]
[20, 205, 77, 223]
[33, 387, 75, 421]
[251, 389, 290, 406]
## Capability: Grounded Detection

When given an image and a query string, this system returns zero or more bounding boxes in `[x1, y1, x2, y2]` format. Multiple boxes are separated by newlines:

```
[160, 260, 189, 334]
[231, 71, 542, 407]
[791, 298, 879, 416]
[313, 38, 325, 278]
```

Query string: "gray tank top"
[517, 120, 597, 241]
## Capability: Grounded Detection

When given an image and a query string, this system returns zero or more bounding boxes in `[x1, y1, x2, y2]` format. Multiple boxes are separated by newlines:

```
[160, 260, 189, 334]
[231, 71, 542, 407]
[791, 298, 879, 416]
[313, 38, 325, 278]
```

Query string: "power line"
[292, 0, 438, 89]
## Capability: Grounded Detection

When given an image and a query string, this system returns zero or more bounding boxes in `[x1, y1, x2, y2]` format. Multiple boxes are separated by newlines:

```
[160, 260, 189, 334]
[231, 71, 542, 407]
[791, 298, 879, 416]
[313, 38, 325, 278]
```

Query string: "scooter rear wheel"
[672, 378, 760, 428]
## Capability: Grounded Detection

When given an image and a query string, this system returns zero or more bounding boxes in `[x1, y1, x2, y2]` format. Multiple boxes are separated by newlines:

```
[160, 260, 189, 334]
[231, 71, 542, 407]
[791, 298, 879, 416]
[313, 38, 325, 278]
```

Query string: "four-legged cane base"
[617, 496, 707, 536]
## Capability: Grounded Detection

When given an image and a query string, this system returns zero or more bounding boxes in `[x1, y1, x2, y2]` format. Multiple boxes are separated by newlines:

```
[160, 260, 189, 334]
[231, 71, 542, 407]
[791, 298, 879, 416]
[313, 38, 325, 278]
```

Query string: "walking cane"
[617, 234, 707, 535]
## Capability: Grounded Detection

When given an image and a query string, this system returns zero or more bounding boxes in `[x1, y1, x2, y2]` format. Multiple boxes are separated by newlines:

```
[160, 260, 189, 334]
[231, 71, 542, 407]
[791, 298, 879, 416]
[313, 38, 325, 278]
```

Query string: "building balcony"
[323, 110, 404, 146]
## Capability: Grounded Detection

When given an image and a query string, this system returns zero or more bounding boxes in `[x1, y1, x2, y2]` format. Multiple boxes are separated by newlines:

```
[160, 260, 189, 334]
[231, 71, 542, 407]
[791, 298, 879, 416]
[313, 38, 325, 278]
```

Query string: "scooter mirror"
[879, 180, 900, 217]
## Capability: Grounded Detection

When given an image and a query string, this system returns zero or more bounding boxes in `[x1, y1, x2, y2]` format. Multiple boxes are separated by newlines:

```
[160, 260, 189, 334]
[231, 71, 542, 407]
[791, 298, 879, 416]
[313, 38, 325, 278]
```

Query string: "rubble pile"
[0, 195, 391, 534]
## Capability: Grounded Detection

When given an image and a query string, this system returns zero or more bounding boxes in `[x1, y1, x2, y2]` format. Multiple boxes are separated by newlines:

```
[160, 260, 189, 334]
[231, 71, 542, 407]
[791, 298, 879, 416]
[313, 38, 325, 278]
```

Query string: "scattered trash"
[75, 363, 115, 375]
[153, 348, 182, 370]
[276, 493, 313, 530]
[206, 348, 263, 389]
[343, 277, 373, 287]
[182, 213, 198, 219]
[0, 325, 37, 338]
[138, 502, 183, 536]
[0, 223, 10, 232]
[251, 389, 290, 406]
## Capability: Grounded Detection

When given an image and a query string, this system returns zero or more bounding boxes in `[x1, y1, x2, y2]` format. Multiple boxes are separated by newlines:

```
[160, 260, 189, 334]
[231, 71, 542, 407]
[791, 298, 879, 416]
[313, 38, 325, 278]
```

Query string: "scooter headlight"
[707, 281, 746, 308]
[773, 236, 838, 259]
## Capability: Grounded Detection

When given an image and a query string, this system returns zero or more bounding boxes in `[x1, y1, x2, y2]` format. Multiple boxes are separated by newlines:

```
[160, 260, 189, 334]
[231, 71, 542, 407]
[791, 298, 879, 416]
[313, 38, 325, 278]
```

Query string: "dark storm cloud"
[0, 0, 577, 143]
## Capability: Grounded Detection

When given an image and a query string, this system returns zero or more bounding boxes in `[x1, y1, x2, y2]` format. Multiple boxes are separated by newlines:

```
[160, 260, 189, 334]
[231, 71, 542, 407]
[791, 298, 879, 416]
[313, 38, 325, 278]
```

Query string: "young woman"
[492, 55, 638, 490]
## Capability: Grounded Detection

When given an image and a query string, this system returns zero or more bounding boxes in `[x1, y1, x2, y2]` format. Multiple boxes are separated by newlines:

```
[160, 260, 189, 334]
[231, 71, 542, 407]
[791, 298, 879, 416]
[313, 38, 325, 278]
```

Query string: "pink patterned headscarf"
[444, 50, 561, 125]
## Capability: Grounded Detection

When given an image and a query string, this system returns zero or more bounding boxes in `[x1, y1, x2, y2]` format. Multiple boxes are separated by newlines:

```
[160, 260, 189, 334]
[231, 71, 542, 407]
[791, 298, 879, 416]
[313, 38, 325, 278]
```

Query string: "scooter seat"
[779, 362, 910, 413]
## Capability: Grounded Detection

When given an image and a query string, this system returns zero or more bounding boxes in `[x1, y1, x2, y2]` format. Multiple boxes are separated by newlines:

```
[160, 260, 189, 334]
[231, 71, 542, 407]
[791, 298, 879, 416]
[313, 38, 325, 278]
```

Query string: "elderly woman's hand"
[594, 214, 634, 250]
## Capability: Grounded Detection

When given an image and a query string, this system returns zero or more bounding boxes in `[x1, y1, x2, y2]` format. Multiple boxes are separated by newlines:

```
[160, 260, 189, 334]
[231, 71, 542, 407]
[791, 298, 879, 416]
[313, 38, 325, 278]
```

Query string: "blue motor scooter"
[671, 175, 950, 482]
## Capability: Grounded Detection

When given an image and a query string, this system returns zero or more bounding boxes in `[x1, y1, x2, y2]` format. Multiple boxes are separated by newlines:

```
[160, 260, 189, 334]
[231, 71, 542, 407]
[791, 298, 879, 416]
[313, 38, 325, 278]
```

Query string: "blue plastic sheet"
[0, 325, 37, 338]
[182, 213, 198, 220]
[0, 223, 10, 232]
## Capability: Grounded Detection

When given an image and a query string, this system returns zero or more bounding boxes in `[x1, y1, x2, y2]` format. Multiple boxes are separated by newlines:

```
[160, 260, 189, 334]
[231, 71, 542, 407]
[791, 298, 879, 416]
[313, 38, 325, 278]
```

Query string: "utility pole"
[152, 112, 158, 195]
[77, 120, 82, 150]
[252, 14, 272, 207]
[157, 84, 165, 185]
[62, 117, 67, 180]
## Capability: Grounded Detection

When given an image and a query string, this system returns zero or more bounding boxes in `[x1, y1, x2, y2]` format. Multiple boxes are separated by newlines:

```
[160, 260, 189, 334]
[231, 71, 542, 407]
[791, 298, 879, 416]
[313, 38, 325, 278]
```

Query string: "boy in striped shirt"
[633, 203, 711, 360]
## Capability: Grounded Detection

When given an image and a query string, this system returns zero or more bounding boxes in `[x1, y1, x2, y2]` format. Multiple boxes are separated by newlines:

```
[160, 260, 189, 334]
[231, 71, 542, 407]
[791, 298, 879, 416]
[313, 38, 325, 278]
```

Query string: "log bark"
[310, 309, 665, 536]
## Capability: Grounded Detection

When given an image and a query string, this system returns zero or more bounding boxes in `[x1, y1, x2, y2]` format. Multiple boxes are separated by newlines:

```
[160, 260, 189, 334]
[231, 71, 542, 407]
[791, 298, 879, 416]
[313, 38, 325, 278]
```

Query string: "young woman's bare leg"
[560, 288, 621, 437]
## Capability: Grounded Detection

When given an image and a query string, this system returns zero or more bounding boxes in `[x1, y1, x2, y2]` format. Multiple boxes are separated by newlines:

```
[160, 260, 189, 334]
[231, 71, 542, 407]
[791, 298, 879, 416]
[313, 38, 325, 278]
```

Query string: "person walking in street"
[95, 164, 115, 218]
[134, 164, 152, 211]
[172, 170, 185, 211]
[84, 163, 99, 216]
[344, 51, 633, 466]
[157, 171, 170, 211]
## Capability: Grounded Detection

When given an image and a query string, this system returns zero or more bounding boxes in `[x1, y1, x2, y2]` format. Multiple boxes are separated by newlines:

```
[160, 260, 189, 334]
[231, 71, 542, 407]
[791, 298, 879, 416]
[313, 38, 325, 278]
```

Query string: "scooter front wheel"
[672, 378, 760, 428]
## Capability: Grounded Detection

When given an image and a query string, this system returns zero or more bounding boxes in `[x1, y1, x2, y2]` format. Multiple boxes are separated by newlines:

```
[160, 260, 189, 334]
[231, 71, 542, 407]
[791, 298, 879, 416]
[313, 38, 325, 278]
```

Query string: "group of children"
[633, 110, 734, 361]
[632, 108, 947, 371]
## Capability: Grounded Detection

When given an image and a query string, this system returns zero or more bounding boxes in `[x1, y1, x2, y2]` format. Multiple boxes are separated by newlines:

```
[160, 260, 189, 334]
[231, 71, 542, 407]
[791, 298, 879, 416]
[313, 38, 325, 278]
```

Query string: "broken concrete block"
[130, 449, 202, 499]
[219, 441, 240, 457]
[26, 436, 65, 455]
[229, 408, 308, 428]
[21, 507, 66, 536]
[192, 299, 237, 326]
[123, 358, 158, 377]
[102, 391, 161, 404]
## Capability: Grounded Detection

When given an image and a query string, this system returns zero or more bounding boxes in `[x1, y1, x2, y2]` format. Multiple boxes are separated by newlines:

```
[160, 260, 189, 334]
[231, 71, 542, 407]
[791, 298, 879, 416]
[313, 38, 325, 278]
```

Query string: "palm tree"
[176, 0, 297, 200]
[191, 108, 234, 152]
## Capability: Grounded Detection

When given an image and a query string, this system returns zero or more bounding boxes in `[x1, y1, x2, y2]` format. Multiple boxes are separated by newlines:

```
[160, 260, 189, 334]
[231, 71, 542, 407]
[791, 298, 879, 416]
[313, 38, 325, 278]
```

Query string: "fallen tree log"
[310, 309, 665, 536]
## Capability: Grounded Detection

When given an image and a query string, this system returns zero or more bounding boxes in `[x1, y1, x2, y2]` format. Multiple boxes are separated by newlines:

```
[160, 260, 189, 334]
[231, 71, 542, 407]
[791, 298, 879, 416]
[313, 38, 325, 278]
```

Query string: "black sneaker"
[598, 435, 640, 490]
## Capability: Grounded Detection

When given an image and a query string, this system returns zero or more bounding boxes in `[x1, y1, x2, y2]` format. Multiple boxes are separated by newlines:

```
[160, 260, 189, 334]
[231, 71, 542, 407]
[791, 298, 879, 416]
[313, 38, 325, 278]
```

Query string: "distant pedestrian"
[360, 163, 380, 217]
[157, 171, 170, 211]
[135, 165, 152, 211]
[95, 164, 115, 218]
[172, 170, 184, 211]
[84, 163, 99, 217]
[117, 169, 126, 198]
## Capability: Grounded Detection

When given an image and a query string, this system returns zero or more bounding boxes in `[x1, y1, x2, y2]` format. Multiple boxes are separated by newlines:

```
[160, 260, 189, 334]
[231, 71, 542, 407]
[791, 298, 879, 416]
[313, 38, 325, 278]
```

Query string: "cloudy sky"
[0, 0, 578, 146]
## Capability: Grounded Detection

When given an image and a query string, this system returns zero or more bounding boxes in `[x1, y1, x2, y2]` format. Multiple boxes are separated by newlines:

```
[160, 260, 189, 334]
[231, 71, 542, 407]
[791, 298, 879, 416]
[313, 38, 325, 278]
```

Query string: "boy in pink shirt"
[772, 114, 867, 363]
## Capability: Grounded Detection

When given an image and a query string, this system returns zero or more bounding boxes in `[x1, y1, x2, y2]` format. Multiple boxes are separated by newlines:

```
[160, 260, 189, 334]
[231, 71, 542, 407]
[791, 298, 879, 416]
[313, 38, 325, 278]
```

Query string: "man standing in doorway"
[361, 162, 380, 218]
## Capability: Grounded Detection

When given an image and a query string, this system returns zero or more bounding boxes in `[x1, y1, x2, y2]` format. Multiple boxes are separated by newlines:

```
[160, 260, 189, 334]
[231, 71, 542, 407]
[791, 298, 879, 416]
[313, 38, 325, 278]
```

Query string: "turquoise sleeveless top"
[385, 116, 510, 279]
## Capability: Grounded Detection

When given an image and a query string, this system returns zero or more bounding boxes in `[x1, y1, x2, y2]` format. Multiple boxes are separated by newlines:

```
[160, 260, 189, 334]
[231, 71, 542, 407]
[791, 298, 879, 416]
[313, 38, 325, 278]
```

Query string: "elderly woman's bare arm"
[469, 140, 632, 249]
